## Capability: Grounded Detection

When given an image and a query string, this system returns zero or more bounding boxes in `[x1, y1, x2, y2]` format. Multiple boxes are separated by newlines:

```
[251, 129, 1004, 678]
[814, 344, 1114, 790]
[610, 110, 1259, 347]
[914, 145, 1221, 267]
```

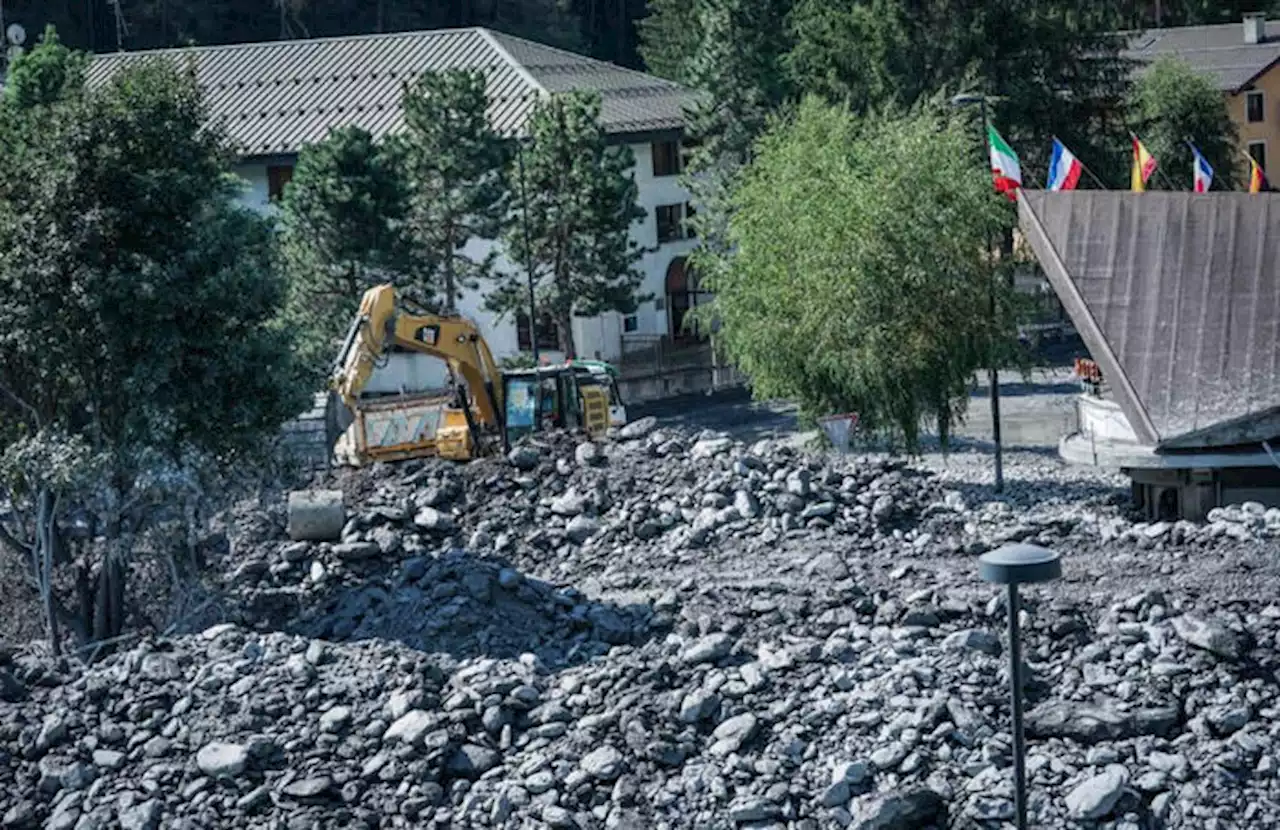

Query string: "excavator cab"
[501, 367, 610, 444]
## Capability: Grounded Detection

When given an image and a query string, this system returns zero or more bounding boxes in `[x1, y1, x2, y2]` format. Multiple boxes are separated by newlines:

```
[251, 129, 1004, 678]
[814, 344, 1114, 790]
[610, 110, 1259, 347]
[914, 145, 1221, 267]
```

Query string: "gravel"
[4, 425, 1280, 829]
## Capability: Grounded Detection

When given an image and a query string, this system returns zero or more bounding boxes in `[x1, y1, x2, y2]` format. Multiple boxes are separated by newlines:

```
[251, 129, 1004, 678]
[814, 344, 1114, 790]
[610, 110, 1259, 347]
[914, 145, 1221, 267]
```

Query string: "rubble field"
[4, 417, 1280, 830]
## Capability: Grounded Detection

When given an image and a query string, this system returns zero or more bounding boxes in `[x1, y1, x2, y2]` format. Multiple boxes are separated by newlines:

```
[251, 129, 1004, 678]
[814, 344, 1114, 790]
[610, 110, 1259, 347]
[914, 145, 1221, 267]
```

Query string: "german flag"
[1248, 155, 1270, 193]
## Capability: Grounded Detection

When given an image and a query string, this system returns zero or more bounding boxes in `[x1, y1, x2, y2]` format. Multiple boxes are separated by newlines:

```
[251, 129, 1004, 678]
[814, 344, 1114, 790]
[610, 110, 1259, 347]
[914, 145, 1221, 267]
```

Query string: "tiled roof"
[1123, 20, 1280, 91]
[85, 28, 694, 158]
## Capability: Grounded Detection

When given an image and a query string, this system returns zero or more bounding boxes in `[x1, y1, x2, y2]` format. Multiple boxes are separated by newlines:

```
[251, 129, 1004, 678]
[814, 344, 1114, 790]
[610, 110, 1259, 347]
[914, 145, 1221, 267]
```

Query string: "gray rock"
[733, 490, 760, 520]
[943, 629, 1002, 656]
[1172, 615, 1244, 660]
[691, 437, 733, 459]
[384, 710, 436, 745]
[283, 776, 332, 798]
[140, 653, 181, 681]
[580, 745, 625, 780]
[849, 789, 947, 830]
[805, 551, 849, 579]
[333, 541, 380, 560]
[0, 668, 25, 702]
[1064, 765, 1128, 820]
[710, 713, 758, 756]
[195, 742, 248, 779]
[413, 507, 454, 533]
[681, 633, 734, 665]
[552, 490, 587, 517]
[619, 416, 658, 440]
[679, 689, 720, 723]
[447, 744, 501, 779]
[566, 514, 600, 544]
[1025, 701, 1131, 744]
[508, 446, 540, 470]
[319, 706, 352, 733]
[821, 779, 851, 808]
[118, 800, 161, 830]
[575, 442, 604, 467]
[728, 797, 781, 823]
[91, 749, 125, 770]
[371, 525, 401, 555]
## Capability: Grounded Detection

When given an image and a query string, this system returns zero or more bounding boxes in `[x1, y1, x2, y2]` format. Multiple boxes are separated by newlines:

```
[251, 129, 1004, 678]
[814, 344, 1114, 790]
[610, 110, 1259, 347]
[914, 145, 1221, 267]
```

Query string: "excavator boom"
[329, 284, 505, 463]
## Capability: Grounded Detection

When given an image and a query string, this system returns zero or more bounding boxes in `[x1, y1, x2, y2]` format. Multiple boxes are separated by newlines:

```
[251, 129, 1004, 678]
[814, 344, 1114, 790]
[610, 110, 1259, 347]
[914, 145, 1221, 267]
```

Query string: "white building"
[87, 28, 707, 377]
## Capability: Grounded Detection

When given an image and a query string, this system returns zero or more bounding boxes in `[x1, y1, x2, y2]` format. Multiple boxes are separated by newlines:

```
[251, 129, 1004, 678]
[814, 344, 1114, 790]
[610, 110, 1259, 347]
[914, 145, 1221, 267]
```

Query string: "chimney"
[1244, 13, 1266, 45]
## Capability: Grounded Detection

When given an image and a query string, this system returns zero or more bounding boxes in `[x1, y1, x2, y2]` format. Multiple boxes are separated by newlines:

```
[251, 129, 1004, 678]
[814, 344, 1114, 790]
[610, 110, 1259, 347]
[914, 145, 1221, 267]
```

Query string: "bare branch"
[0, 519, 32, 560]
[0, 379, 40, 427]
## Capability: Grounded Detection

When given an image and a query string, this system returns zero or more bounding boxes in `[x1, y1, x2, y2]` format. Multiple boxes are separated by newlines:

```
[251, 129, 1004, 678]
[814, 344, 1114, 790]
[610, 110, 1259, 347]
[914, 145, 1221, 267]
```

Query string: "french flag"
[1190, 142, 1214, 192]
[1046, 138, 1083, 191]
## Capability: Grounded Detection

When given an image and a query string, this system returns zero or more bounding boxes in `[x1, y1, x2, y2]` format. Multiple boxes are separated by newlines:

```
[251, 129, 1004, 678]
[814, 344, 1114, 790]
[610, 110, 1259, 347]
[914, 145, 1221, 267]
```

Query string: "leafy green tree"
[0, 31, 306, 652]
[1127, 55, 1239, 190]
[278, 126, 419, 381]
[637, 0, 705, 82]
[490, 92, 646, 357]
[402, 70, 511, 313]
[682, 0, 795, 249]
[785, 1, 1133, 187]
[696, 96, 1019, 450]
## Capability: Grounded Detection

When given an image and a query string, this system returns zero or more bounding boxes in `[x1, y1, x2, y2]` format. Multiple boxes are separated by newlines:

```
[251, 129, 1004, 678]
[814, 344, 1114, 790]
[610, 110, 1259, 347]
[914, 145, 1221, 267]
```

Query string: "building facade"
[87, 27, 703, 376]
[1126, 13, 1280, 181]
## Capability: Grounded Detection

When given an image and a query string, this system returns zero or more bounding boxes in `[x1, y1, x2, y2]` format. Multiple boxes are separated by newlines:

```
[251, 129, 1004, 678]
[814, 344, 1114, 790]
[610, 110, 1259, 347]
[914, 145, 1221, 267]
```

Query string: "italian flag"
[987, 124, 1022, 201]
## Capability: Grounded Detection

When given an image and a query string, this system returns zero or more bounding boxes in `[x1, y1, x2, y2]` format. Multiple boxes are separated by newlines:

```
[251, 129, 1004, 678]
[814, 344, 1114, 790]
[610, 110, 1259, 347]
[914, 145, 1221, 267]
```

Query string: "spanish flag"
[1131, 135, 1158, 192]
[1248, 154, 1270, 193]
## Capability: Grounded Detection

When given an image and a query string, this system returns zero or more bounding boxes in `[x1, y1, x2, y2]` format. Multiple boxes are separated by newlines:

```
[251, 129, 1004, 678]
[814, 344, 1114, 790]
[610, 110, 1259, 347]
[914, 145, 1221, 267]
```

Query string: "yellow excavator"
[327, 284, 626, 465]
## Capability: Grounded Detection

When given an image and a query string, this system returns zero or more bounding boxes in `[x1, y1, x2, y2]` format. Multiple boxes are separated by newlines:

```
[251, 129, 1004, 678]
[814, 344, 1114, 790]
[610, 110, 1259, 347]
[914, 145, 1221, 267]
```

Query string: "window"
[267, 164, 294, 202]
[1249, 141, 1268, 174]
[652, 140, 681, 177]
[1247, 91, 1265, 124]
[656, 204, 685, 243]
[516, 312, 559, 352]
[623, 314, 639, 333]
[684, 203, 697, 238]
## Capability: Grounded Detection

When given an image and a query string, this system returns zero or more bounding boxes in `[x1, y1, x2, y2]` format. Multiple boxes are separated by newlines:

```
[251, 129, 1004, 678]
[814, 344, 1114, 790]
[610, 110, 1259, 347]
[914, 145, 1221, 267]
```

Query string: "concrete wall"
[233, 138, 696, 366]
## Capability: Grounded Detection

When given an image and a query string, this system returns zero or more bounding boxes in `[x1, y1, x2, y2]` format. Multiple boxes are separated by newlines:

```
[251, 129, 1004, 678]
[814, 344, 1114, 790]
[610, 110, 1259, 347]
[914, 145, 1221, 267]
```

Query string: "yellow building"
[1126, 13, 1280, 182]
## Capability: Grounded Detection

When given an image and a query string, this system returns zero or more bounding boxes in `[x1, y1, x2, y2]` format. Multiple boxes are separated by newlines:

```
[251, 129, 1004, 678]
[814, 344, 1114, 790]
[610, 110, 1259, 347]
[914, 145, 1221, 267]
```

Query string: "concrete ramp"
[1019, 192, 1280, 450]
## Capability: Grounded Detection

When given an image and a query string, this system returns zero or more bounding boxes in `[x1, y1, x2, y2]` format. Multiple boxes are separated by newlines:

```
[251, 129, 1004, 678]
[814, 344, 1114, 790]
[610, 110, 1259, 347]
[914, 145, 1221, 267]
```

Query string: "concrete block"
[287, 490, 345, 541]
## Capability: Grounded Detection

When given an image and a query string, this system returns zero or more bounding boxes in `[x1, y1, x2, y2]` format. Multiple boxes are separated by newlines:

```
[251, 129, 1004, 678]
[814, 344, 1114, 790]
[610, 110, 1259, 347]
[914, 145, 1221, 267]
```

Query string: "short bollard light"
[978, 543, 1062, 830]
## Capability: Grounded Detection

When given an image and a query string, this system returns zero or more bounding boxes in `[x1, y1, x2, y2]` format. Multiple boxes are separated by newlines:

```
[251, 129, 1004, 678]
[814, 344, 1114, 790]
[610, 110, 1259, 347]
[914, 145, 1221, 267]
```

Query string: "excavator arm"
[330, 284, 504, 426]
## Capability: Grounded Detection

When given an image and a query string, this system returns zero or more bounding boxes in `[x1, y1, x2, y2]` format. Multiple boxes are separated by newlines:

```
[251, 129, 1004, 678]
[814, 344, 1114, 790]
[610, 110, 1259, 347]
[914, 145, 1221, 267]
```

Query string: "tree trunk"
[558, 308, 576, 358]
[34, 488, 60, 657]
[444, 226, 457, 314]
[92, 545, 126, 644]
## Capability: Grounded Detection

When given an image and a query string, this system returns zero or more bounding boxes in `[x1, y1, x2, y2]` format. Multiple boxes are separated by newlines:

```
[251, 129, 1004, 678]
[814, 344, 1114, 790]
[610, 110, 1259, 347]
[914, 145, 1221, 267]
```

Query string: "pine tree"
[401, 69, 510, 314]
[278, 126, 418, 381]
[682, 0, 794, 250]
[636, 0, 704, 82]
[785, 1, 1132, 186]
[490, 92, 645, 357]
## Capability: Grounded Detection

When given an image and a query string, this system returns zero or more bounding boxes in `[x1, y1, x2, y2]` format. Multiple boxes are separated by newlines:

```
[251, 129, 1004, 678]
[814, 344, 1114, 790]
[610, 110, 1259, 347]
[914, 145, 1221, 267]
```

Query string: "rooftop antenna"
[107, 0, 130, 51]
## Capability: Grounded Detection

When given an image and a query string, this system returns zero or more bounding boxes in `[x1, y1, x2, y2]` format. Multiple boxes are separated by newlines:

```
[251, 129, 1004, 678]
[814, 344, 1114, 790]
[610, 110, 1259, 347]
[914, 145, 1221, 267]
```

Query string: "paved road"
[632, 366, 1082, 453]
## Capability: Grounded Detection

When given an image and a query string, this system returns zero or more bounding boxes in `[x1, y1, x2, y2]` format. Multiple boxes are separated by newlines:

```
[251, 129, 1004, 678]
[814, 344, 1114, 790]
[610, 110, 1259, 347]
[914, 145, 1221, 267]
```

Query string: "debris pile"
[3, 423, 1280, 829]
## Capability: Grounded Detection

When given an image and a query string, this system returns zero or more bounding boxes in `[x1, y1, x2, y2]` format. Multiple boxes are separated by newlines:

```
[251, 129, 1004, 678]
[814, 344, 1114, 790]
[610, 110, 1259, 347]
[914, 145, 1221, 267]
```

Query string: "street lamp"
[979, 543, 1062, 830]
[951, 92, 1004, 494]
[515, 135, 540, 366]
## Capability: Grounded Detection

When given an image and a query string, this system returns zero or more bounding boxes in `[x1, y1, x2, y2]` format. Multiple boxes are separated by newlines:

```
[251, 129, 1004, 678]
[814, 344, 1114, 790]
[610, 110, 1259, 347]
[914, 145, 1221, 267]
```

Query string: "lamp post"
[978, 543, 1062, 830]
[516, 136, 539, 366]
[951, 92, 1004, 495]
